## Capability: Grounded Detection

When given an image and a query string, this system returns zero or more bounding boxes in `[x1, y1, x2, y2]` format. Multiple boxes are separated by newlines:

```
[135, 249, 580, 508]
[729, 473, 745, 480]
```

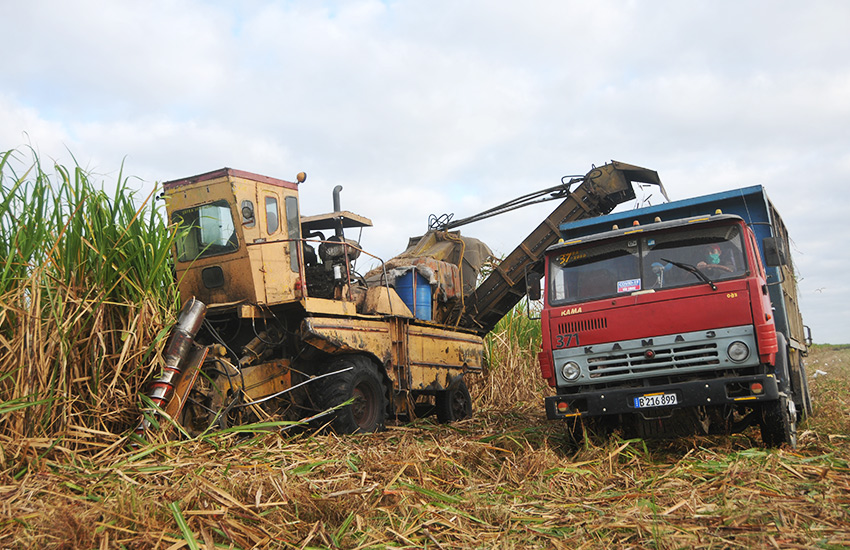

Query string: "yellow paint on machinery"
[166, 169, 303, 307]
[299, 316, 483, 392]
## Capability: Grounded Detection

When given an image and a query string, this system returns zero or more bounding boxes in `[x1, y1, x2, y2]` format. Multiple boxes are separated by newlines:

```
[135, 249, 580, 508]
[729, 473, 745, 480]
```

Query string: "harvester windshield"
[172, 200, 238, 262]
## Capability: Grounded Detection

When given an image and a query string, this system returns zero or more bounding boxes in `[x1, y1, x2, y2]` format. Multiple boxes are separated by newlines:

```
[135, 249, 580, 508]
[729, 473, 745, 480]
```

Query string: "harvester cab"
[166, 168, 308, 307]
[165, 168, 373, 309]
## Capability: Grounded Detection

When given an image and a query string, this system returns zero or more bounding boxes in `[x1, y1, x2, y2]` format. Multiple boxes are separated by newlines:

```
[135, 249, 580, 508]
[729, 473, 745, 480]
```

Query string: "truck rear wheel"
[436, 380, 472, 423]
[316, 355, 388, 434]
[795, 356, 814, 420]
[760, 394, 797, 448]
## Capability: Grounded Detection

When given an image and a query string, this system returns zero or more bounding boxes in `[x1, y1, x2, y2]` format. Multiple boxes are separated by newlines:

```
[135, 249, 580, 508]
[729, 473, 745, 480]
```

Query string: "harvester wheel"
[436, 380, 472, 423]
[317, 355, 388, 434]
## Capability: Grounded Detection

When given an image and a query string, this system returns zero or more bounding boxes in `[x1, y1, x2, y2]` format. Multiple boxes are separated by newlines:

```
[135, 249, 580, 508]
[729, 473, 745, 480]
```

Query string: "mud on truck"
[539, 185, 811, 448]
[138, 162, 665, 437]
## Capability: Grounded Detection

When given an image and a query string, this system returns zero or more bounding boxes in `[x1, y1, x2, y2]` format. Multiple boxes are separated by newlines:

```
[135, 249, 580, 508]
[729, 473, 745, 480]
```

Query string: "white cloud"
[1, 0, 849, 342]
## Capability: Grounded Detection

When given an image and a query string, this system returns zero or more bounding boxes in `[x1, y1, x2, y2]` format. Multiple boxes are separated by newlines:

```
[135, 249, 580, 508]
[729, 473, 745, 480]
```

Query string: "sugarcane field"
[1, 152, 849, 549]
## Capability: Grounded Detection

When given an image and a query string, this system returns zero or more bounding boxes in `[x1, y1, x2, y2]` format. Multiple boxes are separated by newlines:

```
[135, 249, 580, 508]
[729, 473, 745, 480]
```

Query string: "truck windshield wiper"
[660, 258, 717, 291]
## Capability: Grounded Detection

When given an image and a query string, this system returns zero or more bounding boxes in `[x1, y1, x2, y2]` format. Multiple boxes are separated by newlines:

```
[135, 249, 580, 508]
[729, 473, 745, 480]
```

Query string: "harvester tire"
[316, 355, 388, 434]
[436, 380, 472, 423]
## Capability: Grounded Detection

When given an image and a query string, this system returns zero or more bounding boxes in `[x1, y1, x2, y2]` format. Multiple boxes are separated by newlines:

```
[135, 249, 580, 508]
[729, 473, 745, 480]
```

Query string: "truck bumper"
[545, 374, 780, 420]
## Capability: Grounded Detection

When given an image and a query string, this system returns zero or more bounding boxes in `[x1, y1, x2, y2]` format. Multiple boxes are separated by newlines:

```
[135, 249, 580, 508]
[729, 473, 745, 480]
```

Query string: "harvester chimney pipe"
[333, 185, 343, 213]
[332, 185, 344, 238]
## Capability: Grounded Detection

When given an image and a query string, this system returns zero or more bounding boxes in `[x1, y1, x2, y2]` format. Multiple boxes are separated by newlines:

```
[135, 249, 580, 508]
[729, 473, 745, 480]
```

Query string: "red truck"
[538, 185, 811, 447]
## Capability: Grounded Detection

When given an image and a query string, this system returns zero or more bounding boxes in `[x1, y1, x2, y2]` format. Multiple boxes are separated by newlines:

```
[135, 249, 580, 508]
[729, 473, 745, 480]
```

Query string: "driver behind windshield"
[697, 244, 735, 273]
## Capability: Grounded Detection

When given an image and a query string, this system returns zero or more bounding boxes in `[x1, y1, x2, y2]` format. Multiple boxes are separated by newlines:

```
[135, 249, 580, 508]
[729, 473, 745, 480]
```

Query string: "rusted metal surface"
[299, 316, 393, 358]
[163, 346, 208, 421]
[362, 287, 413, 317]
[301, 297, 359, 317]
[299, 315, 484, 393]
[163, 167, 299, 191]
[217, 359, 292, 401]
[406, 324, 484, 390]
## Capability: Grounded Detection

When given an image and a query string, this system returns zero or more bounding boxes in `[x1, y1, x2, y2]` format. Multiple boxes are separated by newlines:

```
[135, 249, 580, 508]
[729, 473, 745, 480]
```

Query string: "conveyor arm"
[455, 161, 664, 335]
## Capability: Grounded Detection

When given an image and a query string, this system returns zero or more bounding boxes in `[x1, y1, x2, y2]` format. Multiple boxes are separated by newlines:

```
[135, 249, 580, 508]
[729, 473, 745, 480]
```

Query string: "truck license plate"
[634, 393, 677, 408]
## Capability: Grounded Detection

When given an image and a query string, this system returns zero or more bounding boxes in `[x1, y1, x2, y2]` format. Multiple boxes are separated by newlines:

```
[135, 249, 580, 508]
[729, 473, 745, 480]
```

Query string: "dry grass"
[2, 346, 849, 549]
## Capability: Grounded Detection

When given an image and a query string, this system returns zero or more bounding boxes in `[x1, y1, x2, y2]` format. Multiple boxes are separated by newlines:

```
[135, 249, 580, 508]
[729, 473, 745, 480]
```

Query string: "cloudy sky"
[2, 1, 848, 343]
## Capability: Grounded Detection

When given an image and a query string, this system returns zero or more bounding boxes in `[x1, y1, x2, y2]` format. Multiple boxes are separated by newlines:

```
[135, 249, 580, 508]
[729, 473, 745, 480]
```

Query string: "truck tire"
[798, 357, 814, 420]
[436, 380, 472, 423]
[788, 349, 813, 422]
[760, 335, 798, 448]
[760, 393, 797, 448]
[316, 355, 388, 434]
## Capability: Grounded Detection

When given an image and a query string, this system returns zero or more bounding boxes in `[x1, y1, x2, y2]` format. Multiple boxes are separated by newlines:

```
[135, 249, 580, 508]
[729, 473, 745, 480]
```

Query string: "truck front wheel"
[760, 394, 797, 448]
[436, 380, 472, 423]
[316, 355, 388, 434]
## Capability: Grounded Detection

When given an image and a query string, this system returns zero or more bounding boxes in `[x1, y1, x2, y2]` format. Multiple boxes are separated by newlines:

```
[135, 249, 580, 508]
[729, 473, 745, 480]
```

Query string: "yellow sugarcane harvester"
[137, 162, 664, 436]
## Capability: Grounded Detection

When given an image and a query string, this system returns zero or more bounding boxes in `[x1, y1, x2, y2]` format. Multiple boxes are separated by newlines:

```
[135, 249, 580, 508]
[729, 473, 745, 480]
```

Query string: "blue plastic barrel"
[396, 271, 432, 320]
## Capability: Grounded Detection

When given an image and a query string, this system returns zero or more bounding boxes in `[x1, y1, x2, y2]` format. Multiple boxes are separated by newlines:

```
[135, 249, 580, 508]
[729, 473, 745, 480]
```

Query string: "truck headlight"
[727, 341, 750, 362]
[561, 361, 581, 381]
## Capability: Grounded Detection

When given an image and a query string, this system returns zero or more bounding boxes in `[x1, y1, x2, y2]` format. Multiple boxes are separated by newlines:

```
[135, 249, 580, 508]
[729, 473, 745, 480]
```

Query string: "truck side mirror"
[762, 237, 786, 266]
[526, 272, 542, 301]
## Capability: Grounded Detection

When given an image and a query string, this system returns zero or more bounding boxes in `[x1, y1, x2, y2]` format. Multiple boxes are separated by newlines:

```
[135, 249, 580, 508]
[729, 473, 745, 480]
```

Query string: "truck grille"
[558, 317, 607, 334]
[586, 342, 720, 378]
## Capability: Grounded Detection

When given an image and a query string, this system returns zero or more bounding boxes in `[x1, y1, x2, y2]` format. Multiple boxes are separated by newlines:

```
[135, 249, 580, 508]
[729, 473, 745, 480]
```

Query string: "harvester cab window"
[285, 196, 300, 272]
[173, 200, 238, 262]
[265, 196, 280, 234]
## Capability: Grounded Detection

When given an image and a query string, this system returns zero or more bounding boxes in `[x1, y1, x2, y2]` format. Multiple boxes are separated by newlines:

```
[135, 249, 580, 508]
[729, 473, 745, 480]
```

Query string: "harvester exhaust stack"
[135, 298, 206, 435]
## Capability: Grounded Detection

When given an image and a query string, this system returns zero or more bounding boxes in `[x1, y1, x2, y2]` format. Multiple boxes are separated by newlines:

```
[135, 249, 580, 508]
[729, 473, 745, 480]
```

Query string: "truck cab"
[539, 186, 810, 447]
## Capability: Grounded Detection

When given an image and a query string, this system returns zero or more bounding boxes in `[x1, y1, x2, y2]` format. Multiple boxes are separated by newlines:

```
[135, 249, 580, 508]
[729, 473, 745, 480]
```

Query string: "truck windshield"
[549, 224, 747, 306]
[173, 200, 238, 262]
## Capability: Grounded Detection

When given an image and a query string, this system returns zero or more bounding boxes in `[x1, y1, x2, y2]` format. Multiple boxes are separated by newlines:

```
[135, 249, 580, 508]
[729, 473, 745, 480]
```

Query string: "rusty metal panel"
[164, 346, 209, 421]
[163, 167, 299, 191]
[302, 297, 359, 316]
[362, 287, 413, 317]
[406, 325, 484, 390]
[300, 316, 394, 359]
[232, 359, 292, 400]
[299, 315, 483, 393]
